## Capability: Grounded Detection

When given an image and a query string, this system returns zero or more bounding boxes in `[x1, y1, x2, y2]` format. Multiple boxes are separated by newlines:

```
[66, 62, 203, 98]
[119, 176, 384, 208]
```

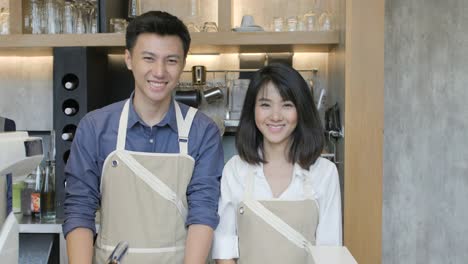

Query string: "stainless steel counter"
[15, 213, 63, 234]
[15, 214, 67, 264]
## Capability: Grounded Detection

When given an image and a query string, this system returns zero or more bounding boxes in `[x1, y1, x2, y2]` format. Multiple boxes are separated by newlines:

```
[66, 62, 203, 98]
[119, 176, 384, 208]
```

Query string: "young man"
[63, 11, 223, 263]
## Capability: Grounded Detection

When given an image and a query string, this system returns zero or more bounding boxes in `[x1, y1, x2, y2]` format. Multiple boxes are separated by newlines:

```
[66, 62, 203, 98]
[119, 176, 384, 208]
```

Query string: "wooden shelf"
[0, 31, 339, 55]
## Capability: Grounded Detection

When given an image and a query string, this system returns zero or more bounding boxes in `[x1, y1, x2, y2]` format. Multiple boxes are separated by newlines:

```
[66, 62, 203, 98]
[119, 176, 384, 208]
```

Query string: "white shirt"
[212, 155, 342, 259]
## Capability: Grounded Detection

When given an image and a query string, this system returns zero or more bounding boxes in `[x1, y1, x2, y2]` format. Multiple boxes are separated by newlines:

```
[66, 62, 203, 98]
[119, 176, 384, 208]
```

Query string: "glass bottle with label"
[31, 165, 43, 219]
[21, 172, 36, 216]
[41, 160, 56, 220]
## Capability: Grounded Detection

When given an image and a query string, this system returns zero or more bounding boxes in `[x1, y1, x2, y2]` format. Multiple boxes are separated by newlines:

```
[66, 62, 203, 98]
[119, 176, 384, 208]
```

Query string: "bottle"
[61, 132, 73, 141]
[62, 74, 79, 90]
[128, 0, 140, 20]
[22, 171, 36, 216]
[31, 165, 43, 219]
[62, 99, 79, 116]
[41, 160, 56, 220]
[61, 124, 77, 141]
[64, 107, 76, 115]
[64, 81, 75, 90]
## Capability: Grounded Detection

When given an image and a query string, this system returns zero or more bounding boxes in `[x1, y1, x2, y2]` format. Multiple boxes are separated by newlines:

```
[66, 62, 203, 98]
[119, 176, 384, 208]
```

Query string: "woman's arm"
[216, 259, 236, 264]
[315, 161, 343, 246]
[212, 156, 243, 261]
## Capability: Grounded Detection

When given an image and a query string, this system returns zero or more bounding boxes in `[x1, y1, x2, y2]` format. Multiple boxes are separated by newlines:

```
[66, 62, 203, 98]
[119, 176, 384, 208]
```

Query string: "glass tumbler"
[25, 0, 44, 34]
[202, 22, 218, 32]
[304, 11, 317, 31]
[273, 16, 283, 32]
[287, 16, 298, 31]
[62, 1, 75, 34]
[0, 7, 9, 35]
[45, 0, 63, 34]
[110, 18, 128, 33]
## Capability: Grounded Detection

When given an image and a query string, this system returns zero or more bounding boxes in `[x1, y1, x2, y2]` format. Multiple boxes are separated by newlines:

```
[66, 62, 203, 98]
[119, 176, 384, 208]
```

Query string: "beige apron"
[237, 169, 319, 264]
[94, 99, 197, 263]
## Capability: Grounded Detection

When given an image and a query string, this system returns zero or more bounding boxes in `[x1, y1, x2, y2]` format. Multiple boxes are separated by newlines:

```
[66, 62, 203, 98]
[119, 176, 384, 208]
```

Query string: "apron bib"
[94, 99, 197, 263]
[237, 169, 319, 264]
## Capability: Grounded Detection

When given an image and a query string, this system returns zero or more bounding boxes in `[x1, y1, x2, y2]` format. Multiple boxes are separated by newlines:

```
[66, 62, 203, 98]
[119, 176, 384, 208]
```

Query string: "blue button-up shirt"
[62, 97, 223, 237]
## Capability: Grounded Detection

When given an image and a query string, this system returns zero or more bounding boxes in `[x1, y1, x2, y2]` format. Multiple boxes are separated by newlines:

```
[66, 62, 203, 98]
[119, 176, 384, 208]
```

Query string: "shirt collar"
[127, 93, 178, 133]
[252, 161, 308, 180]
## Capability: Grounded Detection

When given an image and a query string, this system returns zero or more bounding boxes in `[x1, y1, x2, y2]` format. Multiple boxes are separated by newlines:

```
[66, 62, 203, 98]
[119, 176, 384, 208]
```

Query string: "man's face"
[125, 33, 186, 107]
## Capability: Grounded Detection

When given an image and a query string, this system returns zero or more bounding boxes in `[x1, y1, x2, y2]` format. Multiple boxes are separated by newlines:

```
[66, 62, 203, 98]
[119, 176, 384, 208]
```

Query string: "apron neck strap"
[174, 102, 197, 155]
[116, 99, 198, 154]
[116, 100, 131, 151]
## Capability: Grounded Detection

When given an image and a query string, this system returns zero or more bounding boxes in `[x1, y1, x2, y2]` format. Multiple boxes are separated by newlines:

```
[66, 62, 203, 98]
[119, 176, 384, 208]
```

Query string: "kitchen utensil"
[175, 90, 201, 108]
[192, 65, 206, 85]
[203, 87, 224, 103]
[106, 241, 129, 264]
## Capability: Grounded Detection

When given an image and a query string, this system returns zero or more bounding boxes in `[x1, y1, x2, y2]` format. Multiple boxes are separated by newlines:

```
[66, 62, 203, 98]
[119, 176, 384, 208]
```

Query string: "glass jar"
[12, 180, 24, 213]
[21, 171, 36, 216]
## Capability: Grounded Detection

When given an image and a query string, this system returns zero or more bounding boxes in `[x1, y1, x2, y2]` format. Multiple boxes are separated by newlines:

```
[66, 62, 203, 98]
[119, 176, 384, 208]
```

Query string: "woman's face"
[254, 82, 298, 151]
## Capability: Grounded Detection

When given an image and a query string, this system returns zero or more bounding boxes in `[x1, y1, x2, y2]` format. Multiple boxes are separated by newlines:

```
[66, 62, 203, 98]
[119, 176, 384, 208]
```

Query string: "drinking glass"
[304, 11, 317, 31]
[287, 16, 298, 31]
[273, 16, 283, 32]
[110, 18, 128, 33]
[202, 22, 218, 32]
[62, 1, 75, 34]
[25, 0, 44, 34]
[186, 22, 200, 32]
[318, 11, 332, 31]
[74, 1, 86, 33]
[0, 8, 9, 35]
[45, 0, 63, 34]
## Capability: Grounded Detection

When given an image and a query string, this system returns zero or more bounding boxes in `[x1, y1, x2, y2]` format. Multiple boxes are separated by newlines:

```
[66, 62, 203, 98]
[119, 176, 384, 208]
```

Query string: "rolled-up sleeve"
[62, 116, 101, 238]
[185, 121, 223, 230]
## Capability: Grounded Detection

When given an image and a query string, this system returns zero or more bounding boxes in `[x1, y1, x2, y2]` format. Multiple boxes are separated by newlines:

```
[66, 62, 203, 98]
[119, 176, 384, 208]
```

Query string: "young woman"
[212, 63, 342, 263]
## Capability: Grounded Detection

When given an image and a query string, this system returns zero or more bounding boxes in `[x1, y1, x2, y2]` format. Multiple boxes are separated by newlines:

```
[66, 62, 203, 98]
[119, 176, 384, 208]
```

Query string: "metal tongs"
[105, 241, 129, 264]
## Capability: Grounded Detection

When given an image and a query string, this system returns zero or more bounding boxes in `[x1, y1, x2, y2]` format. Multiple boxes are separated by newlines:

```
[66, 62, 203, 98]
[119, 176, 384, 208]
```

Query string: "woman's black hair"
[235, 63, 324, 169]
[125, 11, 191, 57]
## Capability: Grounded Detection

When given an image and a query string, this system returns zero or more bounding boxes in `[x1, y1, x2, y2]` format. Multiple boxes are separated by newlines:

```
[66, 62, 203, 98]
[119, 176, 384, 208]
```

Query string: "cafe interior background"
[0, 0, 467, 263]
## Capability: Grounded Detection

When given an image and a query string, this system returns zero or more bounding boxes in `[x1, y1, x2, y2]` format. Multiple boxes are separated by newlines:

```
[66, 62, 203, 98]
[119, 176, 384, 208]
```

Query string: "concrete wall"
[383, 0, 468, 263]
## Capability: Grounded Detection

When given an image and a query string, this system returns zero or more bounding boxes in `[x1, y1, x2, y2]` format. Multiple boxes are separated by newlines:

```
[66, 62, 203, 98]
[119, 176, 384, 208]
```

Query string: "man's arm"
[185, 117, 224, 262]
[184, 224, 214, 264]
[66, 228, 94, 264]
[62, 115, 101, 263]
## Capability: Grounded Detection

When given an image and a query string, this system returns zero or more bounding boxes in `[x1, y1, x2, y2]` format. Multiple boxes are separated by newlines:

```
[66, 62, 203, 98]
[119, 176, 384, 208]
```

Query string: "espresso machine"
[0, 131, 43, 263]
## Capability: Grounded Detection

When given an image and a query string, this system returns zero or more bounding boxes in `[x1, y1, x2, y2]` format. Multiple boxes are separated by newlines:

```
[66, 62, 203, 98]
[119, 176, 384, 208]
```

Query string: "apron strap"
[116, 99, 197, 154]
[243, 166, 317, 260]
[174, 103, 197, 155]
[116, 151, 188, 221]
[116, 100, 131, 151]
[99, 243, 184, 254]
[243, 198, 317, 260]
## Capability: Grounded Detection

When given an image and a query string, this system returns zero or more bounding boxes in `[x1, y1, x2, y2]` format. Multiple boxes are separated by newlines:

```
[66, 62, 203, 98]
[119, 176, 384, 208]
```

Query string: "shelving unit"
[0, 31, 339, 53]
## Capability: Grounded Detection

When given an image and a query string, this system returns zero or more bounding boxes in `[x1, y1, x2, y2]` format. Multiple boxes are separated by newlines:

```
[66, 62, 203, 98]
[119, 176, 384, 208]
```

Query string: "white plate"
[233, 26, 264, 32]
